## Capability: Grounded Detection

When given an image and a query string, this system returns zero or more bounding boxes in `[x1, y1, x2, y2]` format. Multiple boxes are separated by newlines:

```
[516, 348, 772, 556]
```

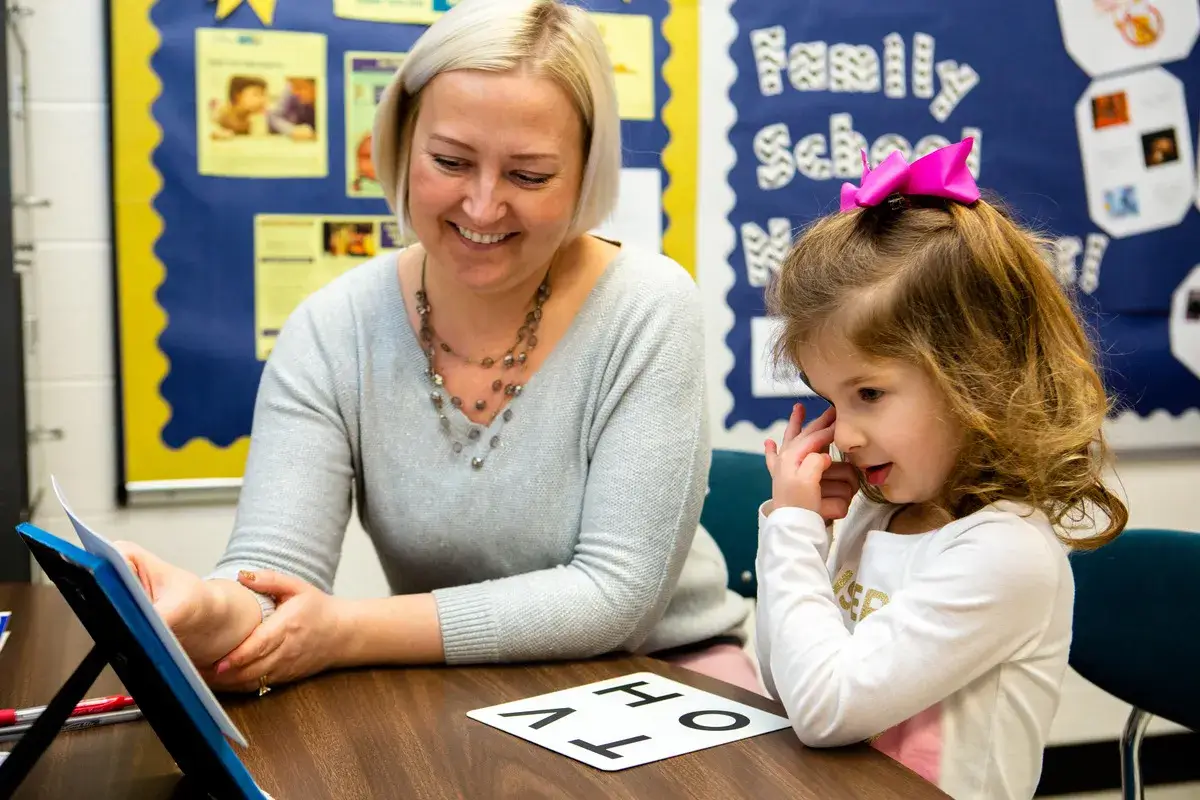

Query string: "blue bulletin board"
[703, 0, 1200, 453]
[109, 0, 697, 496]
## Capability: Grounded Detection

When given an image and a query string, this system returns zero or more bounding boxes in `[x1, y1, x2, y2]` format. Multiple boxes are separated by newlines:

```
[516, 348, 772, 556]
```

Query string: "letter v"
[497, 707, 576, 730]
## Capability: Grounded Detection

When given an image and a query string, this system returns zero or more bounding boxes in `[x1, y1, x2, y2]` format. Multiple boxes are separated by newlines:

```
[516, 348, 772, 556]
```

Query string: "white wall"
[9, 0, 1198, 755]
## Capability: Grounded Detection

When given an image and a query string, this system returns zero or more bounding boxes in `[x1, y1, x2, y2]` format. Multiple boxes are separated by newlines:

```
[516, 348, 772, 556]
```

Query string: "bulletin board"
[108, 0, 698, 497]
[699, 0, 1200, 455]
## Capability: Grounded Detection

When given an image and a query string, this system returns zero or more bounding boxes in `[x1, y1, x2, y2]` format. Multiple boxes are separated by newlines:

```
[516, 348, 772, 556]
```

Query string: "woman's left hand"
[205, 569, 348, 693]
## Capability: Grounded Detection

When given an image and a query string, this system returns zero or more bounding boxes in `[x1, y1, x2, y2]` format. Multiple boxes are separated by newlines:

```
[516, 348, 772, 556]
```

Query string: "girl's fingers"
[764, 439, 779, 478]
[802, 404, 837, 435]
[782, 403, 806, 445]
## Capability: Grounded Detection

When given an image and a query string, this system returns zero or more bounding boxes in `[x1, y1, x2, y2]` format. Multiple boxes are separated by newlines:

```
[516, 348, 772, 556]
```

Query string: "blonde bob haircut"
[372, 0, 621, 240]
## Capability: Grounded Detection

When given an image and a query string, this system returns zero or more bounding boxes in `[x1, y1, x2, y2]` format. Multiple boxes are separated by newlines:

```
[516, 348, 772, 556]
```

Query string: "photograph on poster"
[346, 51, 406, 198]
[1104, 185, 1140, 216]
[1091, 90, 1130, 128]
[195, 28, 328, 178]
[1170, 266, 1200, 382]
[253, 215, 406, 360]
[1141, 126, 1180, 166]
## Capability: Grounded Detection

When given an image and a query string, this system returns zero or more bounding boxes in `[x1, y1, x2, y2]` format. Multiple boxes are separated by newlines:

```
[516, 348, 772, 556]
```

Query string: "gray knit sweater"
[212, 243, 749, 662]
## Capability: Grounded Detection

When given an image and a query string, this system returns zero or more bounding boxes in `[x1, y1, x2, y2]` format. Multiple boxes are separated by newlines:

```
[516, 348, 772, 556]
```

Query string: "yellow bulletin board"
[108, 0, 698, 500]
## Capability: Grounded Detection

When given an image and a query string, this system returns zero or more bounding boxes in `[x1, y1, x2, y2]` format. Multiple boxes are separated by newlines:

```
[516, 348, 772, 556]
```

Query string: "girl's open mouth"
[865, 463, 892, 486]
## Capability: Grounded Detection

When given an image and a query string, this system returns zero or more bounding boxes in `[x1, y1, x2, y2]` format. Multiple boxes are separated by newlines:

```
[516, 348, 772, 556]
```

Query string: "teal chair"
[1068, 528, 1200, 799]
[700, 449, 772, 598]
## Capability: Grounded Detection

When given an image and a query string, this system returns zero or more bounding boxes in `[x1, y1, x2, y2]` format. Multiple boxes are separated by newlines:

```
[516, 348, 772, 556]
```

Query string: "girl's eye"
[859, 388, 884, 403]
[513, 172, 551, 186]
[433, 156, 466, 171]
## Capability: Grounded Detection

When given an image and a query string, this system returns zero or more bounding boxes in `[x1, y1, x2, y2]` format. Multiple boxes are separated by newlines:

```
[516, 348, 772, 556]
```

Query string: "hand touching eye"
[764, 404, 857, 520]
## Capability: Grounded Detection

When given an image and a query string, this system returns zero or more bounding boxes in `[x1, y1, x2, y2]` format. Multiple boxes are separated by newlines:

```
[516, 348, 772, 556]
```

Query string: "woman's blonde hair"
[371, 0, 620, 240]
[766, 193, 1128, 550]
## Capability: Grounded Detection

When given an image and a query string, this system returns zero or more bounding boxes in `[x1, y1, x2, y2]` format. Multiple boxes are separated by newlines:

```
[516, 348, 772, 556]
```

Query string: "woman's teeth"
[454, 224, 511, 244]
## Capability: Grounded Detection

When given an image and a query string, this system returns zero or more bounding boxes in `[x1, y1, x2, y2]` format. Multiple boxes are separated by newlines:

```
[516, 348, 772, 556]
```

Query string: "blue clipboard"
[1, 493, 269, 798]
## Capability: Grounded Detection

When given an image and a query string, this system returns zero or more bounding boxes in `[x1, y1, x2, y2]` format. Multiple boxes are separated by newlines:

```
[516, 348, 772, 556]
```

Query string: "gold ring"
[258, 675, 272, 697]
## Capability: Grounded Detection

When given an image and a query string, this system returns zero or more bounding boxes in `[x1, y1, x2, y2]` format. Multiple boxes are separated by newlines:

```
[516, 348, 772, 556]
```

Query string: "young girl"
[756, 138, 1127, 800]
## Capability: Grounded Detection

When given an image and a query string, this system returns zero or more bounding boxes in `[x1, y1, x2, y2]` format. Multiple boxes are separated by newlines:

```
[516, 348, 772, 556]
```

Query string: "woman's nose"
[462, 175, 506, 228]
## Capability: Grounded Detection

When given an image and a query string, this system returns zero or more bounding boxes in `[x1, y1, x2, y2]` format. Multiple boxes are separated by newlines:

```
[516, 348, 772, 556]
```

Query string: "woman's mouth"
[864, 463, 892, 486]
[451, 222, 518, 248]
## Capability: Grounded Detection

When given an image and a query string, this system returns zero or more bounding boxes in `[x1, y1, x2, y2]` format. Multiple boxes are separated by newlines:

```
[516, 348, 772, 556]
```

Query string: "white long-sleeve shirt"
[756, 497, 1074, 800]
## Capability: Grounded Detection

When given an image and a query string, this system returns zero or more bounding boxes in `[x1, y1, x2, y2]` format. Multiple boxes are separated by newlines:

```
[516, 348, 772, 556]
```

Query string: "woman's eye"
[859, 388, 884, 403]
[433, 156, 466, 171]
[513, 172, 551, 186]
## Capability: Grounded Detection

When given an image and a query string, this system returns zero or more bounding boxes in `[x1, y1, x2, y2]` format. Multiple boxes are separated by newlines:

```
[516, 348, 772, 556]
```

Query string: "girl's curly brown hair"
[766, 193, 1127, 550]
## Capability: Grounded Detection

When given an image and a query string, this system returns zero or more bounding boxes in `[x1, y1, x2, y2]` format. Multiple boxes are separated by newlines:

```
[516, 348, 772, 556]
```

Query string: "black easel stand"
[0, 644, 108, 795]
[6, 523, 265, 800]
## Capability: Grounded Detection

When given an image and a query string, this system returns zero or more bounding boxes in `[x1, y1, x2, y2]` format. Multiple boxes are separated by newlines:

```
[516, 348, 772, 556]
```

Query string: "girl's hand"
[205, 570, 349, 693]
[764, 404, 855, 519]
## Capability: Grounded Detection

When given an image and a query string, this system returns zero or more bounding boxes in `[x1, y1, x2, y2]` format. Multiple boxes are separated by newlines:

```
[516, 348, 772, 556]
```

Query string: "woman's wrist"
[331, 594, 445, 669]
[200, 579, 267, 659]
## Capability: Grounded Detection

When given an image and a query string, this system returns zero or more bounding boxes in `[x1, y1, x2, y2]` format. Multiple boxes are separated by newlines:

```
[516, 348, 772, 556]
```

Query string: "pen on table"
[0, 694, 137, 726]
[0, 707, 144, 742]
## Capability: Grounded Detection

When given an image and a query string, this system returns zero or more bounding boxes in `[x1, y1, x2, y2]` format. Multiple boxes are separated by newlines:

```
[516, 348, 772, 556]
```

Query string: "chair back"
[700, 449, 772, 598]
[1068, 528, 1200, 732]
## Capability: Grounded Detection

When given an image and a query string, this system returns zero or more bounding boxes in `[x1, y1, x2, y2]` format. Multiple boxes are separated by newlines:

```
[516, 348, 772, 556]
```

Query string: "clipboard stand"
[0, 523, 265, 799]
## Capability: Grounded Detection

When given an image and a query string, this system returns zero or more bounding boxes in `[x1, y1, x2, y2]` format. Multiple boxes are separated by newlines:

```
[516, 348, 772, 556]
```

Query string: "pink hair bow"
[839, 137, 980, 212]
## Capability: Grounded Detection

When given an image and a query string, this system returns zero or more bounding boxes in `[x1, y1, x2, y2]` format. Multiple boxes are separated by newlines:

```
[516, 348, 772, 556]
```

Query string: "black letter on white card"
[594, 681, 683, 707]
[497, 707, 576, 730]
[569, 735, 652, 759]
[679, 711, 751, 732]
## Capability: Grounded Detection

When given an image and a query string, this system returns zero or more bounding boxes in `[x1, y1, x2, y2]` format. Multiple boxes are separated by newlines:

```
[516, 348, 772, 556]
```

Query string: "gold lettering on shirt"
[841, 581, 863, 619]
[860, 588, 890, 620]
[832, 569, 855, 594]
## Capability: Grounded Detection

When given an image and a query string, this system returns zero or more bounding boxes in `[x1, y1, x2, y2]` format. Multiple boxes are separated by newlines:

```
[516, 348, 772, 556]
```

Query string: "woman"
[118, 0, 755, 696]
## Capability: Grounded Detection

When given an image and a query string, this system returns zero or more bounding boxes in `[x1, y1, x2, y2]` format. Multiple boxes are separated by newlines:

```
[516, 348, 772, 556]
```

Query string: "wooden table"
[0, 584, 946, 799]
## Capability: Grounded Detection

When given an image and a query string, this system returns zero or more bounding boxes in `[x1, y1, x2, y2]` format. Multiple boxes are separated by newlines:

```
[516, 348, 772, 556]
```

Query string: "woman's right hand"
[113, 541, 258, 667]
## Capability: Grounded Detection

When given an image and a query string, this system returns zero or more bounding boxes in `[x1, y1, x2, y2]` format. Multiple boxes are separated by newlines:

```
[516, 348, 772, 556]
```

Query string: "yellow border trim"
[114, 0, 249, 485]
[660, 0, 698, 278]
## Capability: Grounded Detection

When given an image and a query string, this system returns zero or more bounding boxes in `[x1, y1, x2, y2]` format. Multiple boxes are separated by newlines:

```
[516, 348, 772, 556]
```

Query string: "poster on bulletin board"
[108, 0, 699, 497]
[697, 0, 1200, 455]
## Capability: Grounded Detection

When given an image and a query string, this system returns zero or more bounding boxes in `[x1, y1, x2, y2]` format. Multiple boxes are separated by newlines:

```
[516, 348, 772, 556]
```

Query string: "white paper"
[468, 672, 791, 771]
[1075, 67, 1196, 238]
[1057, 0, 1200, 79]
[1170, 264, 1200, 380]
[590, 167, 663, 252]
[50, 476, 248, 748]
[750, 316, 816, 399]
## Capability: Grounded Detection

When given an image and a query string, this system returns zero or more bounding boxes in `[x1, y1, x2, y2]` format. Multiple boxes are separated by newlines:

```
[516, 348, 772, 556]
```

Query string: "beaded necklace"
[416, 254, 551, 469]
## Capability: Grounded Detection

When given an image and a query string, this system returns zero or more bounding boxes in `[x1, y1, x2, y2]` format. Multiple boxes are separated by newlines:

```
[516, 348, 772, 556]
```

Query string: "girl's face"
[406, 68, 584, 294]
[797, 333, 965, 511]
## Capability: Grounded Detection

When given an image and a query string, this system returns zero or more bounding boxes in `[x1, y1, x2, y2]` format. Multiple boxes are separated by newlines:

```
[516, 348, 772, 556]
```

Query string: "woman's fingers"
[216, 621, 285, 676]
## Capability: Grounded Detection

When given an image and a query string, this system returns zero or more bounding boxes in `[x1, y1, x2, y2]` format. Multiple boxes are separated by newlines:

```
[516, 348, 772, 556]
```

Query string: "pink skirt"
[658, 641, 766, 696]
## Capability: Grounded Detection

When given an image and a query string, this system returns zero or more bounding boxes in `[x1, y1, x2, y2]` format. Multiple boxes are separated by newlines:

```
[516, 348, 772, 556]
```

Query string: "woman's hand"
[204, 569, 349, 693]
[764, 404, 858, 520]
[114, 541, 257, 667]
